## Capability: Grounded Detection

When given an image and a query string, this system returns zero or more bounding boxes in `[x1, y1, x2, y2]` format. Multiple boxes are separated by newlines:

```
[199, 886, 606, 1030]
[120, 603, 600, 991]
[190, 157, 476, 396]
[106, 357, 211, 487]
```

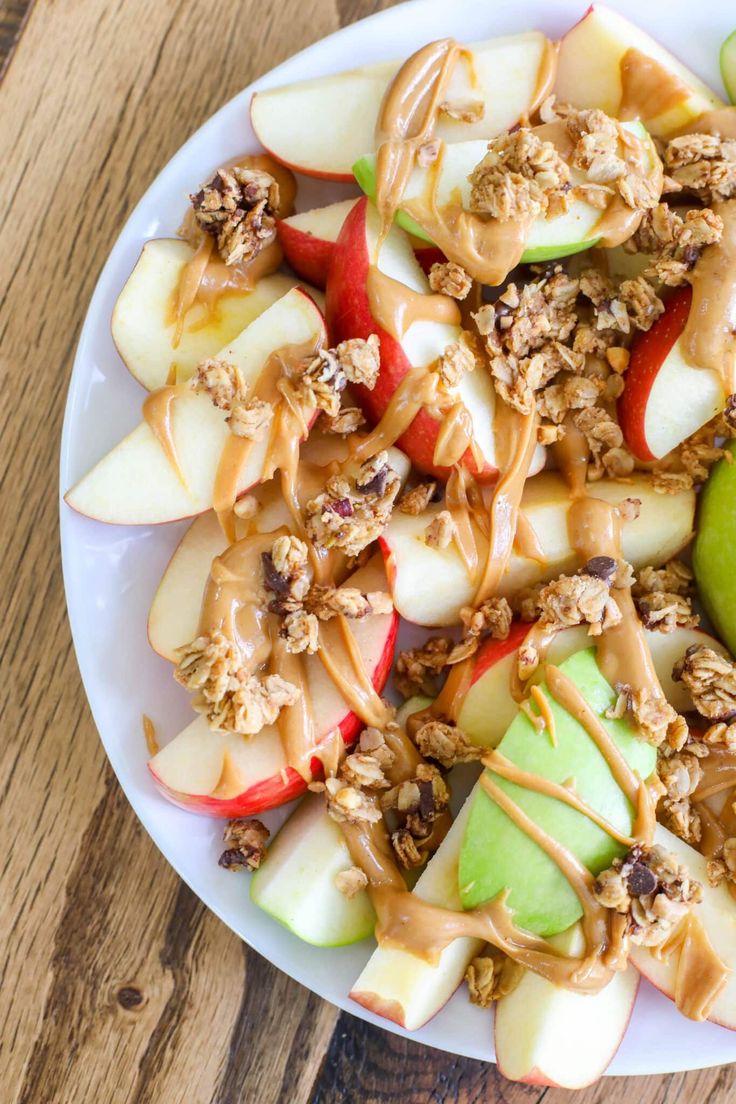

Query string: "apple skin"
[693, 440, 736, 657]
[276, 218, 337, 288]
[326, 197, 497, 482]
[148, 604, 397, 817]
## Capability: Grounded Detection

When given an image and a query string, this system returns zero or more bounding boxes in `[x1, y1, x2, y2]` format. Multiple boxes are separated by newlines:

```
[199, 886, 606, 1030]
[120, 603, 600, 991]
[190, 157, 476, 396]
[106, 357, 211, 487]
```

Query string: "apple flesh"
[352, 122, 656, 264]
[693, 441, 736, 657]
[251, 32, 553, 181]
[349, 793, 484, 1030]
[326, 197, 514, 481]
[494, 923, 639, 1088]
[619, 287, 725, 462]
[629, 824, 736, 1030]
[380, 471, 696, 626]
[65, 287, 326, 526]
[459, 648, 656, 935]
[149, 556, 398, 817]
[250, 793, 376, 946]
[556, 4, 723, 138]
[276, 199, 357, 289]
[111, 238, 310, 391]
[458, 622, 724, 750]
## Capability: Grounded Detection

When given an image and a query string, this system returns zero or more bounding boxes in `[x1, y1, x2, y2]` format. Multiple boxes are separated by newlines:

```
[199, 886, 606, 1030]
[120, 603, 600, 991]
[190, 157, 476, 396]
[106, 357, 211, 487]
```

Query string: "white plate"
[59, 0, 736, 1076]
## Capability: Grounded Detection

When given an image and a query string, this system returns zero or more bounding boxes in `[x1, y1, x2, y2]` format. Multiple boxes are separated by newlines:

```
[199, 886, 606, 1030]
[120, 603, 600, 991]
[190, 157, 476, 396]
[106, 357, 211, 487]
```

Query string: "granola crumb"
[324, 776, 383, 825]
[413, 720, 483, 769]
[664, 133, 736, 204]
[425, 510, 456, 550]
[227, 397, 273, 440]
[428, 260, 473, 300]
[466, 952, 523, 1006]
[321, 406, 366, 435]
[673, 645, 736, 722]
[395, 637, 453, 698]
[192, 358, 242, 410]
[397, 481, 437, 515]
[218, 818, 269, 871]
[593, 843, 702, 946]
[335, 866, 369, 898]
[391, 828, 424, 869]
[469, 129, 572, 222]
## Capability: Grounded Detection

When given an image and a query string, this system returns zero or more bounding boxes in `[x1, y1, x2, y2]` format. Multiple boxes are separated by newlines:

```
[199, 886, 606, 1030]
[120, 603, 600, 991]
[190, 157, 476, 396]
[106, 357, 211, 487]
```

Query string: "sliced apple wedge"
[149, 557, 397, 816]
[380, 471, 695, 626]
[629, 824, 736, 1030]
[251, 793, 376, 946]
[147, 444, 411, 663]
[494, 924, 638, 1088]
[326, 197, 501, 481]
[65, 287, 326, 526]
[349, 794, 483, 1030]
[458, 623, 722, 750]
[251, 32, 552, 181]
[556, 4, 723, 138]
[111, 238, 308, 391]
[619, 287, 725, 462]
[277, 199, 357, 289]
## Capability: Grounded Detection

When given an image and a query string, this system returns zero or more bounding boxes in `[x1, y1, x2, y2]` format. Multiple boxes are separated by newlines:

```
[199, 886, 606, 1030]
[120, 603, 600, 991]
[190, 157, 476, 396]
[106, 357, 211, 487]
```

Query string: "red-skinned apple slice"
[326, 197, 533, 481]
[111, 238, 311, 391]
[251, 32, 552, 181]
[65, 287, 326, 526]
[618, 286, 725, 462]
[457, 622, 727, 750]
[380, 471, 696, 626]
[494, 924, 639, 1088]
[629, 824, 736, 1030]
[149, 557, 397, 817]
[556, 5, 722, 138]
[276, 199, 357, 289]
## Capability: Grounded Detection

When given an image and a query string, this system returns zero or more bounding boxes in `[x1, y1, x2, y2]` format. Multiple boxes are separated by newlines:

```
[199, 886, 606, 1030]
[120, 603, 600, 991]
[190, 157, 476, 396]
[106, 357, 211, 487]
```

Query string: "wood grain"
[0, 1, 734, 1102]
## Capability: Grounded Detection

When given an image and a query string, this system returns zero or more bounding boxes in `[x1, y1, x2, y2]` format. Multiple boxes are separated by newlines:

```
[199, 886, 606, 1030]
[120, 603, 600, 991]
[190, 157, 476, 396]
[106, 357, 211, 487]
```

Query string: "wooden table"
[2, 1, 735, 1100]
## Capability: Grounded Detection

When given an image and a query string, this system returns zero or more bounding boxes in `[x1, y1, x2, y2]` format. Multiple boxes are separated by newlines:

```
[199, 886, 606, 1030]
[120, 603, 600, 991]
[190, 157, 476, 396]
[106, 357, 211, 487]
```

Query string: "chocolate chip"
[261, 552, 290, 595]
[417, 779, 436, 822]
[356, 467, 388, 496]
[627, 862, 658, 897]
[219, 847, 253, 871]
[725, 393, 736, 429]
[682, 244, 700, 269]
[117, 986, 143, 1010]
[583, 556, 617, 583]
[328, 498, 354, 517]
[493, 301, 513, 320]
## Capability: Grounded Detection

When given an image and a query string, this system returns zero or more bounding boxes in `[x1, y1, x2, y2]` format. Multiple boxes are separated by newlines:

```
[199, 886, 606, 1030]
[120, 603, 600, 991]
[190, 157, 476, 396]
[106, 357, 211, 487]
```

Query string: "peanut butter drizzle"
[366, 264, 461, 340]
[529, 684, 557, 745]
[432, 401, 474, 469]
[142, 383, 190, 488]
[527, 38, 558, 121]
[681, 198, 736, 392]
[552, 413, 589, 496]
[482, 749, 634, 846]
[374, 38, 473, 243]
[656, 911, 730, 1021]
[351, 366, 441, 464]
[692, 750, 736, 802]
[272, 636, 317, 781]
[142, 714, 159, 756]
[677, 107, 736, 140]
[618, 48, 691, 123]
[201, 532, 277, 671]
[317, 615, 394, 731]
[171, 153, 295, 346]
[514, 511, 546, 563]
[591, 126, 663, 249]
[445, 465, 486, 579]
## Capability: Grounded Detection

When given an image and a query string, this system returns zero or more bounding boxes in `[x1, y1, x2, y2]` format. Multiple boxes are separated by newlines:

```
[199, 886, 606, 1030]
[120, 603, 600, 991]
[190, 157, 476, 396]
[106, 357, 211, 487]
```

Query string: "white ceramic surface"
[59, 0, 736, 1075]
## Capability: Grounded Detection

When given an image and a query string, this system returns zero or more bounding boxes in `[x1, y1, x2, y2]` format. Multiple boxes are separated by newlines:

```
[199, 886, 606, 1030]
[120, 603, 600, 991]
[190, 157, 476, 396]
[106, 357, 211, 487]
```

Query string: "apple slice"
[458, 622, 723, 750]
[352, 122, 656, 263]
[494, 924, 638, 1088]
[147, 444, 411, 663]
[556, 4, 723, 138]
[619, 287, 725, 462]
[250, 793, 376, 946]
[349, 792, 484, 1030]
[65, 287, 326, 526]
[694, 443, 736, 657]
[326, 197, 501, 481]
[380, 471, 696, 626]
[111, 238, 310, 391]
[149, 557, 398, 817]
[629, 824, 736, 1029]
[276, 199, 357, 289]
[251, 32, 552, 181]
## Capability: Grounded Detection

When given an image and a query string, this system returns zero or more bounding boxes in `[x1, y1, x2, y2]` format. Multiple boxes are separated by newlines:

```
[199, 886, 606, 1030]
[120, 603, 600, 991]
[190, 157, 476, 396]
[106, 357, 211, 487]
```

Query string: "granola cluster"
[397, 480, 437, 515]
[673, 644, 736, 723]
[469, 129, 572, 222]
[606, 682, 688, 750]
[395, 636, 454, 698]
[465, 951, 524, 1006]
[305, 452, 401, 556]
[656, 745, 706, 844]
[412, 719, 483, 769]
[291, 336, 380, 419]
[664, 133, 736, 205]
[567, 108, 661, 213]
[651, 415, 732, 495]
[382, 762, 450, 867]
[632, 560, 698, 634]
[428, 260, 473, 300]
[218, 818, 270, 871]
[706, 838, 736, 890]
[192, 358, 274, 439]
[627, 203, 723, 287]
[318, 726, 398, 827]
[191, 166, 279, 265]
[593, 843, 703, 947]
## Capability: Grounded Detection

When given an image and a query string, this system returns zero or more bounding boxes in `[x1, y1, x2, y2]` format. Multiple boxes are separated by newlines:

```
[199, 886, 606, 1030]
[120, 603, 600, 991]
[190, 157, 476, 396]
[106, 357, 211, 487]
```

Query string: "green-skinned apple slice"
[722, 31, 736, 105]
[629, 823, 736, 1029]
[494, 923, 639, 1087]
[352, 122, 653, 261]
[251, 793, 375, 946]
[349, 792, 484, 1030]
[458, 648, 656, 936]
[693, 440, 736, 657]
[458, 623, 727, 750]
[380, 471, 695, 626]
[112, 238, 312, 391]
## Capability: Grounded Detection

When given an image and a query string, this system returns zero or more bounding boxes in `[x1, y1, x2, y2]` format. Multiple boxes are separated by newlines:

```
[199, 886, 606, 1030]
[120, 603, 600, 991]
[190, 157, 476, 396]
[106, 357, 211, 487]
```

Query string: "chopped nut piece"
[233, 494, 259, 521]
[428, 260, 473, 300]
[593, 843, 702, 946]
[673, 645, 736, 722]
[417, 138, 441, 167]
[227, 397, 273, 440]
[391, 828, 424, 869]
[413, 720, 483, 769]
[425, 510, 456, 550]
[335, 866, 369, 898]
[397, 481, 437, 515]
[218, 818, 269, 871]
[469, 129, 572, 221]
[395, 637, 453, 698]
[191, 166, 278, 265]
